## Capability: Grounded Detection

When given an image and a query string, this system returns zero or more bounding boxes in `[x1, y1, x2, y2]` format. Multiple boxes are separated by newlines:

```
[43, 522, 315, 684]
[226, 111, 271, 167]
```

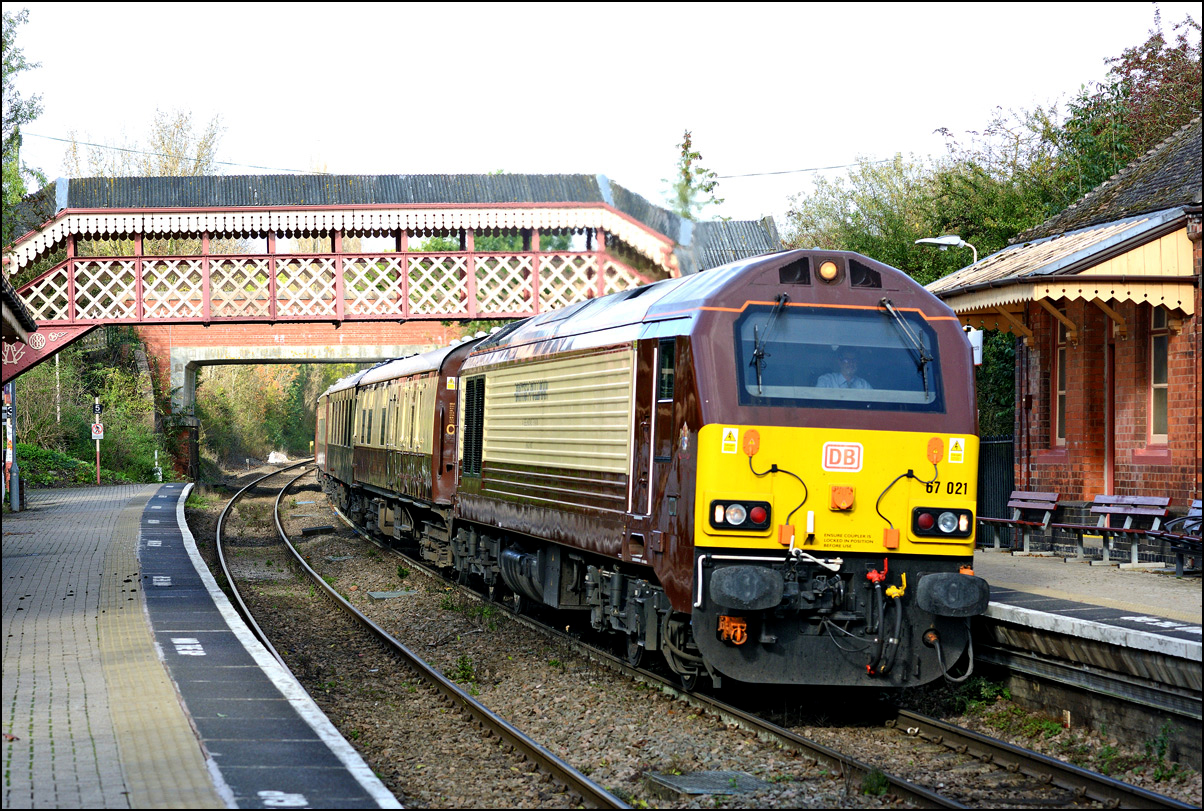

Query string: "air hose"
[933, 618, 975, 683]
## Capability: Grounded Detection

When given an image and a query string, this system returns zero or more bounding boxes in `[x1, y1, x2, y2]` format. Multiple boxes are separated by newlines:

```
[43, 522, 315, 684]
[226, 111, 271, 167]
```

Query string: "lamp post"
[916, 235, 977, 265]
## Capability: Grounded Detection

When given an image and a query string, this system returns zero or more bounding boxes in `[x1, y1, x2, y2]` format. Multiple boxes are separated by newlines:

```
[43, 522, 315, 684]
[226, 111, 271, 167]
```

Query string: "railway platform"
[973, 549, 1201, 642]
[2, 483, 400, 809]
[972, 549, 1201, 769]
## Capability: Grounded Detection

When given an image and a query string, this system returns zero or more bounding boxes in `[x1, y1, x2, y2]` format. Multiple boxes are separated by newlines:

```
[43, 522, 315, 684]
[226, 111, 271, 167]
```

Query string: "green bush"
[16, 443, 134, 486]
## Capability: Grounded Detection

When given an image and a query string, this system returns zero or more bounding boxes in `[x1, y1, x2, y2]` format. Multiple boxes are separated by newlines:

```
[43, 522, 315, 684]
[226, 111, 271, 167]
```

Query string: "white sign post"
[91, 396, 103, 484]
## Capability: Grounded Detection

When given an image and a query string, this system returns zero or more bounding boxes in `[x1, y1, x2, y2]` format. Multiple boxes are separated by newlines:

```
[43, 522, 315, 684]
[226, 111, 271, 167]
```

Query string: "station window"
[1054, 313, 1067, 446]
[1150, 308, 1168, 443]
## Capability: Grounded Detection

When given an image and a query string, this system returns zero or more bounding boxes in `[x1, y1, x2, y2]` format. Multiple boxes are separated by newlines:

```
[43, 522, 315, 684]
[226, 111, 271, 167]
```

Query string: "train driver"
[817, 347, 872, 389]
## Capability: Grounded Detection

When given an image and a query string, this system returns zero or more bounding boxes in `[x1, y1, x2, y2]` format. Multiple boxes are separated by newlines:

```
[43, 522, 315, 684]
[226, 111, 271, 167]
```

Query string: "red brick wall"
[1015, 219, 1202, 511]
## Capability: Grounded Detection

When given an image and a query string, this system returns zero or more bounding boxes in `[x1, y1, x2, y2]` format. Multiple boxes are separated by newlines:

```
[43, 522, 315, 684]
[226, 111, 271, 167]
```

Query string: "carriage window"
[734, 304, 945, 412]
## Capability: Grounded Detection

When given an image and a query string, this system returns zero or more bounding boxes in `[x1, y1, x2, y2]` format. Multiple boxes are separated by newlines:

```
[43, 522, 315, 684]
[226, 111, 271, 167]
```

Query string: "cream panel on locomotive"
[479, 347, 636, 476]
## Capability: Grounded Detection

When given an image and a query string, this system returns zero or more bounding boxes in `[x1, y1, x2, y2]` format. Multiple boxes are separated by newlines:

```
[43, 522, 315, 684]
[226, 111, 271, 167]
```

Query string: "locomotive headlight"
[709, 499, 772, 531]
[912, 507, 973, 538]
[818, 260, 840, 282]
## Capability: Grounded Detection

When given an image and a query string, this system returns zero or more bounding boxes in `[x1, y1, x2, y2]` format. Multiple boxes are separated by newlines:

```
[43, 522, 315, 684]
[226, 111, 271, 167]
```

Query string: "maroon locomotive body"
[317, 249, 989, 688]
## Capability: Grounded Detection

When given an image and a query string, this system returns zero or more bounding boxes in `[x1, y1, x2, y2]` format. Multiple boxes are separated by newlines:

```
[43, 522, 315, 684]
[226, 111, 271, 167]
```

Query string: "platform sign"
[92, 423, 104, 440]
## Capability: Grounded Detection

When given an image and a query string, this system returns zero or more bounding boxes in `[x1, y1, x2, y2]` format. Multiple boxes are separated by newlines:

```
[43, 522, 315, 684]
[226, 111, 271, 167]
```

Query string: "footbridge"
[3, 174, 780, 399]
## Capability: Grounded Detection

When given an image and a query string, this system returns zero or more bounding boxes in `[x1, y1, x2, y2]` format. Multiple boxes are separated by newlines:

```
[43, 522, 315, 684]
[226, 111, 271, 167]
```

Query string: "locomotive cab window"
[654, 339, 676, 460]
[735, 304, 945, 412]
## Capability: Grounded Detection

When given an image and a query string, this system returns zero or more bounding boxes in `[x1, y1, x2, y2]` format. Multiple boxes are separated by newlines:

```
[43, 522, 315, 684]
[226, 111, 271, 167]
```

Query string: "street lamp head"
[915, 235, 978, 265]
[915, 235, 967, 249]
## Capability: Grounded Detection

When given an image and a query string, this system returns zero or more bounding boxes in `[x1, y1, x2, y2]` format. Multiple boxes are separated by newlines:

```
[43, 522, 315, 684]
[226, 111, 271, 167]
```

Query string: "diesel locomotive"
[315, 249, 990, 689]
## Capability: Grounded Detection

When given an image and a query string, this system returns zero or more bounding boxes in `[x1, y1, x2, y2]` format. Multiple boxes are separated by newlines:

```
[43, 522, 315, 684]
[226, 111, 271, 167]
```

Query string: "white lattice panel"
[277, 257, 337, 317]
[20, 266, 71, 321]
[408, 254, 468, 314]
[75, 260, 137, 320]
[211, 257, 271, 318]
[538, 254, 597, 311]
[142, 258, 204, 319]
[603, 260, 648, 296]
[475, 255, 534, 314]
[343, 256, 406, 316]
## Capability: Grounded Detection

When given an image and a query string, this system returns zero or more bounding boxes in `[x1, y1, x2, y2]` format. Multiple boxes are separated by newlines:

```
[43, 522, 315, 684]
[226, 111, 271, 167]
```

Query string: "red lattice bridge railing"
[16, 250, 656, 325]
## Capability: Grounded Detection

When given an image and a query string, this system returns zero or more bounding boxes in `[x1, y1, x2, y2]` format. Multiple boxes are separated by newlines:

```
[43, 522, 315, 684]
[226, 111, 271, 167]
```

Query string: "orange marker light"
[927, 437, 943, 464]
[743, 429, 761, 457]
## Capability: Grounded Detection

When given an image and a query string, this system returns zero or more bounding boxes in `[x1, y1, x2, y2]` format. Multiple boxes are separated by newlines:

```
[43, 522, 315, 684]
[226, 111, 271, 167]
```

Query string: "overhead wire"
[24, 132, 329, 175]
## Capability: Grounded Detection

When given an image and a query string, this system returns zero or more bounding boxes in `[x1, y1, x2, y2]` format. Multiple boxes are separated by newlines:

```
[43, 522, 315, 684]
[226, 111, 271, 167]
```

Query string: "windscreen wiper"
[750, 293, 788, 395]
[880, 298, 931, 396]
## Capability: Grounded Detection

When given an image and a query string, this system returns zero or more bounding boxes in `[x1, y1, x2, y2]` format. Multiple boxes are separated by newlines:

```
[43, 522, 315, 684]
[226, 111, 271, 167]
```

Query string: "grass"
[450, 655, 476, 684]
[184, 491, 216, 510]
[861, 768, 889, 795]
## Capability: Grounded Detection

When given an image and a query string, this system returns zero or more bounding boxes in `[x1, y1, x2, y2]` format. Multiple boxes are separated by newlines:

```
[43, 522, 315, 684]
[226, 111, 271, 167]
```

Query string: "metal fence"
[977, 436, 1015, 520]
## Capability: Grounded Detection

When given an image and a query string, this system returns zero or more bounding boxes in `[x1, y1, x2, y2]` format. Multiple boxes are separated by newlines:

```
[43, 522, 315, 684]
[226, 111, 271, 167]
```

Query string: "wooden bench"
[1051, 495, 1170, 566]
[1155, 499, 1202, 577]
[977, 491, 1059, 554]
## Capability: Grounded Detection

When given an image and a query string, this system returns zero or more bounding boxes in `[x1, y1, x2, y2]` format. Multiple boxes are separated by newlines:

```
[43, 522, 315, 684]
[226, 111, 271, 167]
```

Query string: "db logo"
[822, 442, 863, 472]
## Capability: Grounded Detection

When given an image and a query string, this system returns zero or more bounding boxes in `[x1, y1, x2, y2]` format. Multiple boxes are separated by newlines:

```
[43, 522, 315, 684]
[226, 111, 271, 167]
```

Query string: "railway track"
[214, 465, 628, 809]
[201, 469, 1197, 808]
[318, 494, 1197, 810]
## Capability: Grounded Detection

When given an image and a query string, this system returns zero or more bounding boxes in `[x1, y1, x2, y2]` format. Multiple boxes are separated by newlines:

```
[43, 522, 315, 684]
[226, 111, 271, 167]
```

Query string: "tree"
[2, 8, 44, 246]
[64, 107, 222, 178]
[782, 154, 964, 284]
[63, 108, 227, 256]
[1055, 10, 1200, 202]
[932, 105, 1066, 255]
[664, 130, 724, 221]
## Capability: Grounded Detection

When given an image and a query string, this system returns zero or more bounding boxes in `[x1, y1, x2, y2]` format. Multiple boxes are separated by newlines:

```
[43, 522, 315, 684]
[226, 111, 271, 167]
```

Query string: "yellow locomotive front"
[685, 256, 989, 686]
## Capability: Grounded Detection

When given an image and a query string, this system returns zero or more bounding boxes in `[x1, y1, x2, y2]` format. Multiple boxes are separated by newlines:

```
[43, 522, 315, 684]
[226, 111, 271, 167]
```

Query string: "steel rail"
[893, 710, 1197, 810]
[282, 488, 627, 808]
[214, 459, 314, 666]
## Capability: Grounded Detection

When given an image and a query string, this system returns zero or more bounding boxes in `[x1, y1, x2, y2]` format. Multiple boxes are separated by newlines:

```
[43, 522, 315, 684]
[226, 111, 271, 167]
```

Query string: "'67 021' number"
[925, 481, 968, 495]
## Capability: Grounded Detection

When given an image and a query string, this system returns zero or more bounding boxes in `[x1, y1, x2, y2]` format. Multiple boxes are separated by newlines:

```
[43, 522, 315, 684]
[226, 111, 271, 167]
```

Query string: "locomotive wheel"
[515, 593, 535, 615]
[626, 636, 644, 668]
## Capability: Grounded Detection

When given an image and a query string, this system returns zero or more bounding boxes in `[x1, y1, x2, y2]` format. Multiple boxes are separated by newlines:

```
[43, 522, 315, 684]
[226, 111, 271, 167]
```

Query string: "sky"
[8, 2, 1201, 230]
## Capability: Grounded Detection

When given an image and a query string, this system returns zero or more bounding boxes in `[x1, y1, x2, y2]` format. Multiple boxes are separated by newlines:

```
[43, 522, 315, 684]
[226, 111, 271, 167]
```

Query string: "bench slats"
[1091, 505, 1170, 517]
[977, 490, 1060, 554]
